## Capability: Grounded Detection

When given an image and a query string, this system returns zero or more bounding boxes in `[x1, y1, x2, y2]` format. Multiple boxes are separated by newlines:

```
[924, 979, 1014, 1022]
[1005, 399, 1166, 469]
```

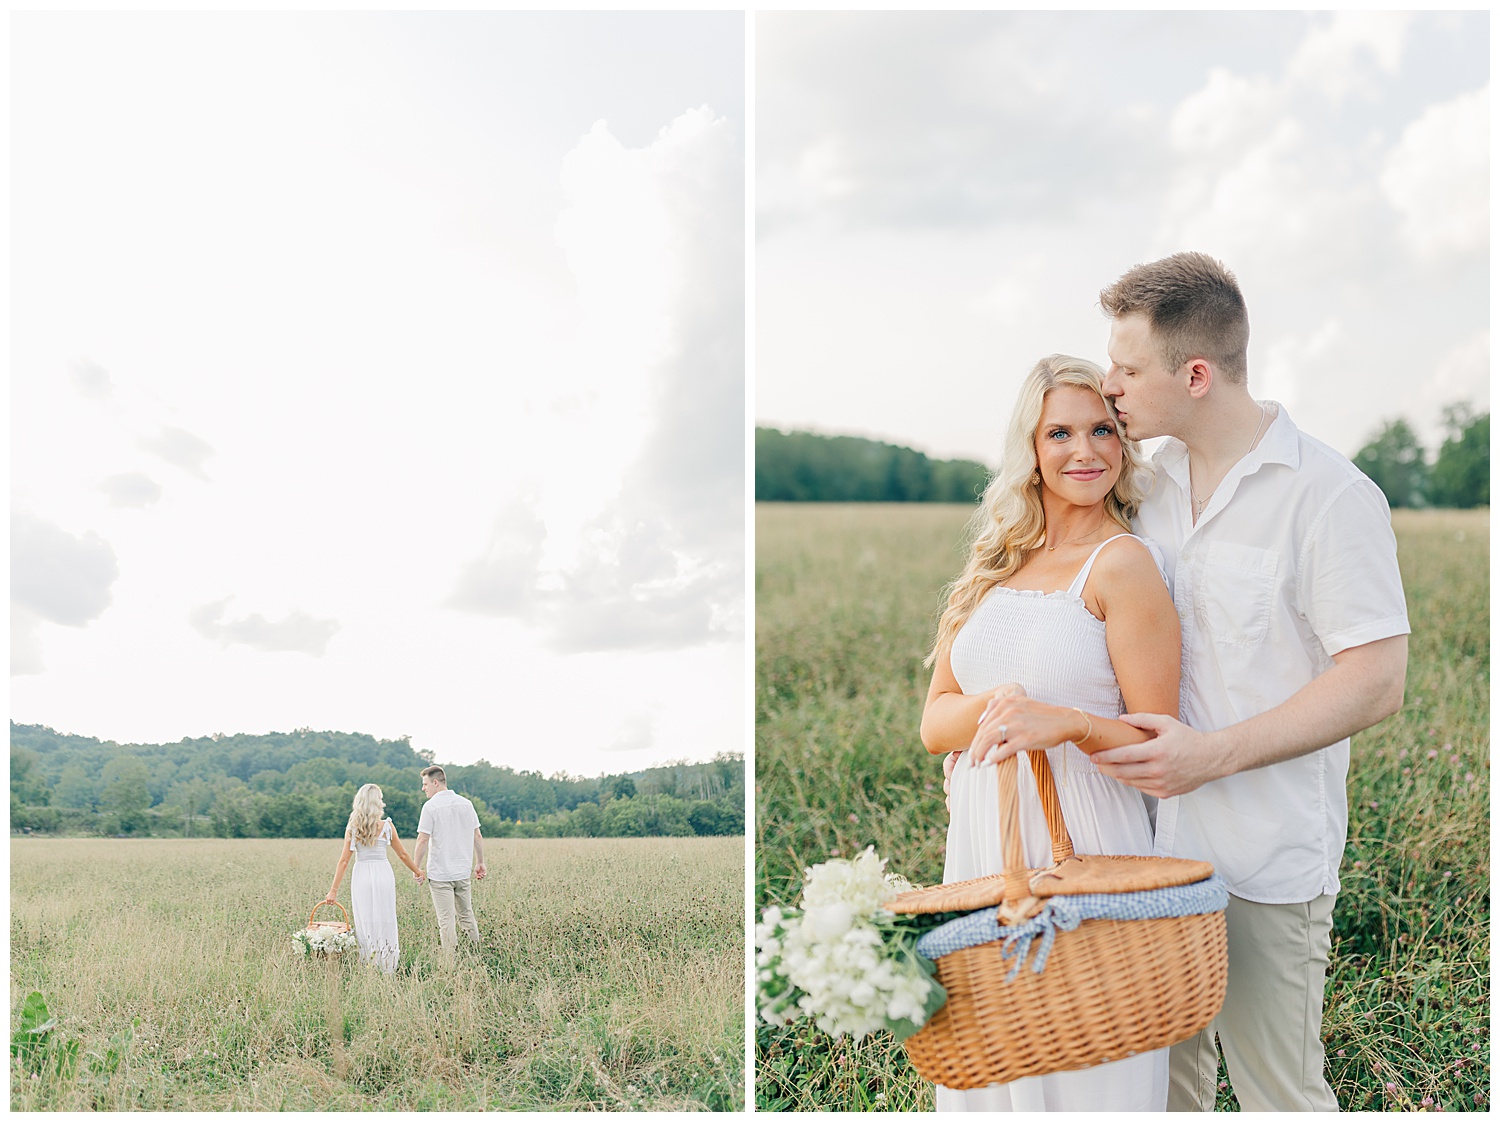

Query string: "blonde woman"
[324, 784, 422, 974]
[919, 354, 1182, 1112]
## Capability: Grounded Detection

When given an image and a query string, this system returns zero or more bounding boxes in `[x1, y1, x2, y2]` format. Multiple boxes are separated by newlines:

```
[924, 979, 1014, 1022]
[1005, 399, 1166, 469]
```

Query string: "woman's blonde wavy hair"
[348, 783, 386, 846]
[926, 354, 1150, 666]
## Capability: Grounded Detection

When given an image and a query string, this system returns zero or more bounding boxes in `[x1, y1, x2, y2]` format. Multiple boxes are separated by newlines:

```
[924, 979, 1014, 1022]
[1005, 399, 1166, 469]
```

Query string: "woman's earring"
[1030, 471, 1041, 486]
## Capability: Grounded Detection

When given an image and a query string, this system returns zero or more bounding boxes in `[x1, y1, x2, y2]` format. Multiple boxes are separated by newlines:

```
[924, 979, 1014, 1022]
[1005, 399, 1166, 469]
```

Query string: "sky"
[11, 12, 746, 777]
[756, 11, 1488, 465]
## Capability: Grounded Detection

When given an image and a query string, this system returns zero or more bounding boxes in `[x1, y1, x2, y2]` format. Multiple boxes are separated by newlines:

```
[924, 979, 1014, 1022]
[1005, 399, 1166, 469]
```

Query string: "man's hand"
[474, 862, 487, 881]
[414, 870, 425, 884]
[1090, 712, 1224, 798]
[941, 750, 962, 812]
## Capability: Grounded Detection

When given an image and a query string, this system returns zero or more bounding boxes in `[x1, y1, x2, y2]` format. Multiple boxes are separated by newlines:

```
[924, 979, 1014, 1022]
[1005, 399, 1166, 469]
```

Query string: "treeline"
[1352, 403, 1488, 509]
[9, 723, 744, 840]
[756, 427, 988, 503]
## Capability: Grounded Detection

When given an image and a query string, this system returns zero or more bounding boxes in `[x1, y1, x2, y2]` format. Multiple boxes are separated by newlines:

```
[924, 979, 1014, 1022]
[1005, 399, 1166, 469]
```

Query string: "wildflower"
[1422, 1097, 1435, 1107]
[848, 813, 860, 824]
[1386, 1082, 1398, 1093]
[1218, 1081, 1227, 1090]
[1428, 749, 1439, 759]
[1443, 743, 1453, 752]
[1465, 773, 1475, 783]
[1444, 871, 1452, 878]
[1337, 1049, 1346, 1057]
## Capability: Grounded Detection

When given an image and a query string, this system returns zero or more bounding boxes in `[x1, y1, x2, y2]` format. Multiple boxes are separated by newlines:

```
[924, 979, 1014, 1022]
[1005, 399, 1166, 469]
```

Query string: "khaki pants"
[427, 878, 480, 954]
[1169, 892, 1340, 1111]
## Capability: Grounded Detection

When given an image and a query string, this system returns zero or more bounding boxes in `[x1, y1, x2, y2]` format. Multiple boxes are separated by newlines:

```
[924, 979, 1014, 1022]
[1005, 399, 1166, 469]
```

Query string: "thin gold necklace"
[1191, 403, 1267, 514]
[1044, 516, 1108, 552]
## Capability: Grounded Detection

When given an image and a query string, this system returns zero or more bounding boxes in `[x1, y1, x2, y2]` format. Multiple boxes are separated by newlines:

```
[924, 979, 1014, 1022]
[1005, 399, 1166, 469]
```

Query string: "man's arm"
[413, 832, 430, 882]
[1092, 634, 1407, 799]
[472, 827, 486, 880]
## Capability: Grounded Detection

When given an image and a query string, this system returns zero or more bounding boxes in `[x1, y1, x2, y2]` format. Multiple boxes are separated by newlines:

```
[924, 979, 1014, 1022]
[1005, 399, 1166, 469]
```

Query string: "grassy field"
[755, 503, 1489, 1112]
[11, 835, 743, 1111]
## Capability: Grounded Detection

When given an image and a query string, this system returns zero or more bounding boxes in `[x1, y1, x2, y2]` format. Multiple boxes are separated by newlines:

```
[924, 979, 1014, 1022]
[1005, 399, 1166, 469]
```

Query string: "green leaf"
[15, 991, 54, 1036]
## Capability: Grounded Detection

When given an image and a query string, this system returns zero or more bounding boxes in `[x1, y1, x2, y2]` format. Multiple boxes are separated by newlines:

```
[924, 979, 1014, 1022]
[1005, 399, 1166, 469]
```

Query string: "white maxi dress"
[350, 819, 400, 974]
[936, 534, 1169, 1113]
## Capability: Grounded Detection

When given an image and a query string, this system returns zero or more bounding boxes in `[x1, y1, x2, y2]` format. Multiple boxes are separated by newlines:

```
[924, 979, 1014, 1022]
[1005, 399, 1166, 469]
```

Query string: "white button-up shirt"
[417, 790, 482, 882]
[1135, 402, 1409, 904]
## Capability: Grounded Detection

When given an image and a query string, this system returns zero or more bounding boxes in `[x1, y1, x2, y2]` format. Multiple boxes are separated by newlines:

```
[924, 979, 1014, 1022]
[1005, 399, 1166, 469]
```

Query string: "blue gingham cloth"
[914, 874, 1229, 981]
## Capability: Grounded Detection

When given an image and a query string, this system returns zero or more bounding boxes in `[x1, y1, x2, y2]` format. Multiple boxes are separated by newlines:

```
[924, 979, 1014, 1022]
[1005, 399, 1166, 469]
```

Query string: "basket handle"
[308, 899, 349, 927]
[995, 749, 1075, 909]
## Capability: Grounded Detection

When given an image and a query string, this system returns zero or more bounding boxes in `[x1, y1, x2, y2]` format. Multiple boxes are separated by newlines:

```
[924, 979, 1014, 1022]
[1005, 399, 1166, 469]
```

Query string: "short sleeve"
[1298, 478, 1410, 658]
[417, 801, 432, 836]
[467, 798, 481, 831]
[1134, 535, 1171, 591]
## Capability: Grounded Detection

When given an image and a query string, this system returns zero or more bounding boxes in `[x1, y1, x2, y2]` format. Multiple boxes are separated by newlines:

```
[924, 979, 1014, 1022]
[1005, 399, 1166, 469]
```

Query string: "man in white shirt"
[413, 765, 487, 957]
[1091, 252, 1409, 1110]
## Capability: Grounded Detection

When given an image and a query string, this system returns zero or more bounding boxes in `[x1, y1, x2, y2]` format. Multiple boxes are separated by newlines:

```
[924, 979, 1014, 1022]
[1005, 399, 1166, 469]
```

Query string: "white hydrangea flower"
[754, 847, 943, 1041]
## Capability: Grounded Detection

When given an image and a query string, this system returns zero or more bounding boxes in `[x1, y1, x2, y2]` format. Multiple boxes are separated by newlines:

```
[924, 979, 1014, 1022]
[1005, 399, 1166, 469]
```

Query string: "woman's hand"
[323, 892, 337, 905]
[970, 694, 1089, 766]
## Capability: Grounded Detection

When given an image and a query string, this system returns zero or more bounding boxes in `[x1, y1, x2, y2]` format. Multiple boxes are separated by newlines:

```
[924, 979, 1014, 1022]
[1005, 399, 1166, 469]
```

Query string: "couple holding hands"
[921, 252, 1409, 1111]
[323, 765, 488, 973]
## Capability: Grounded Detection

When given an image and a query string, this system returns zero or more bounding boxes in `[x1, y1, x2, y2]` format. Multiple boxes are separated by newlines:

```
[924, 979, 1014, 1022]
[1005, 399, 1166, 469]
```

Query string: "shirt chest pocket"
[1194, 541, 1280, 645]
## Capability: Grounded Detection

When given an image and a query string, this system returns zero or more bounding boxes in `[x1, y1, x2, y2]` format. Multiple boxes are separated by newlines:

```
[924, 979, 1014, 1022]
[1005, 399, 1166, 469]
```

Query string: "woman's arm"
[386, 822, 422, 878]
[920, 647, 1020, 754]
[324, 832, 354, 903]
[972, 539, 1181, 764]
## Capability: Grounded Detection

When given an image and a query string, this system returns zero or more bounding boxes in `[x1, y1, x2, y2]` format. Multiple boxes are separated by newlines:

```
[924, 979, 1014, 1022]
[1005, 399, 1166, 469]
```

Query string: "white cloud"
[11, 512, 120, 675]
[604, 711, 655, 753]
[1287, 11, 1412, 103]
[139, 424, 216, 480]
[69, 357, 113, 399]
[12, 511, 119, 627]
[446, 498, 549, 618]
[1259, 320, 1343, 413]
[12, 608, 47, 677]
[1169, 68, 1284, 155]
[98, 472, 163, 508]
[190, 597, 340, 657]
[1380, 86, 1489, 261]
[448, 105, 743, 653]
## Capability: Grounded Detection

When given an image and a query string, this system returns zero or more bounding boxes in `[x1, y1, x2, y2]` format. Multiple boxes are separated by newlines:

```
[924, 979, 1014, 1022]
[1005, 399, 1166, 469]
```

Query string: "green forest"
[1352, 404, 1488, 509]
[9, 723, 744, 840]
[757, 403, 1488, 512]
[755, 427, 988, 503]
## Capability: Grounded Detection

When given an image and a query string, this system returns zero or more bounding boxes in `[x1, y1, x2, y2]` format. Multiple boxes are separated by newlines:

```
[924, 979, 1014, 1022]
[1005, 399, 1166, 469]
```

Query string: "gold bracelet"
[1072, 707, 1093, 745]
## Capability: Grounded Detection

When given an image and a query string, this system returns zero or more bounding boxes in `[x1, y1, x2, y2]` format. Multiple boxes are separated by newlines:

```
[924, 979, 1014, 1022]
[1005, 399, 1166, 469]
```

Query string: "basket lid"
[888, 853, 1215, 915]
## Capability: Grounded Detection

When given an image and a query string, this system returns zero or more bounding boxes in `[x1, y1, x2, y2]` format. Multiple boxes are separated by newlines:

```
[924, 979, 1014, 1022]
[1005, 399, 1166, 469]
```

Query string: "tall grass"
[11, 836, 743, 1111]
[754, 503, 1488, 1112]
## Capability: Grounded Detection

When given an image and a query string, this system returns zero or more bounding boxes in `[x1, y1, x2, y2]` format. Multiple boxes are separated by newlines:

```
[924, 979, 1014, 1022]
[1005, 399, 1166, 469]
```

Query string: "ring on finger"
[999, 724, 1008, 742]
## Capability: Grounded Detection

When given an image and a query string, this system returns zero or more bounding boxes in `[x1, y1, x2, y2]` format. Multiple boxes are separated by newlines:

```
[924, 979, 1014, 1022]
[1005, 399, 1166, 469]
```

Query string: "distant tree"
[755, 427, 988, 503]
[1429, 403, 1489, 509]
[11, 747, 49, 806]
[100, 756, 152, 832]
[606, 775, 638, 802]
[164, 777, 214, 837]
[1353, 419, 1427, 508]
[53, 764, 99, 811]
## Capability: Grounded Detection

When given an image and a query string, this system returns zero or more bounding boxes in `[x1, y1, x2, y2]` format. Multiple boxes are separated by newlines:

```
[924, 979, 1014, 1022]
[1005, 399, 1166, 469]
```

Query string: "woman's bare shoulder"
[1092, 535, 1169, 595]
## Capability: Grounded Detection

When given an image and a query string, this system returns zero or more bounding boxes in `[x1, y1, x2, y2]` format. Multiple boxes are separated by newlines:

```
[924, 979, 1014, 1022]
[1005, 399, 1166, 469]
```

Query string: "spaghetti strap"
[1065, 534, 1139, 599]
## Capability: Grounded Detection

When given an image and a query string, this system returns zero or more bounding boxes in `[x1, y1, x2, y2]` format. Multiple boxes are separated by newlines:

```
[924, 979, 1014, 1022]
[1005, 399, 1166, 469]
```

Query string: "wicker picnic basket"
[891, 749, 1228, 1089]
[305, 900, 352, 937]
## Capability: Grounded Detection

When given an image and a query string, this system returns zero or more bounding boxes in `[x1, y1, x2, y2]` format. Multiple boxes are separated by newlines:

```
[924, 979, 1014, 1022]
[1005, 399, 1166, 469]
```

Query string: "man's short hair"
[1099, 252, 1250, 384]
[421, 765, 447, 785]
